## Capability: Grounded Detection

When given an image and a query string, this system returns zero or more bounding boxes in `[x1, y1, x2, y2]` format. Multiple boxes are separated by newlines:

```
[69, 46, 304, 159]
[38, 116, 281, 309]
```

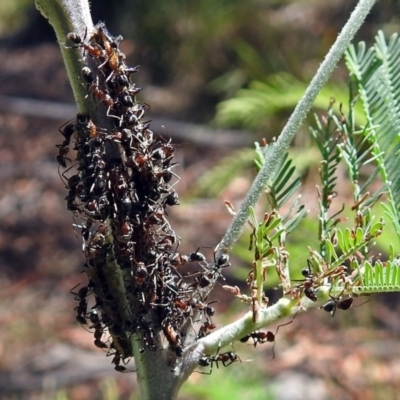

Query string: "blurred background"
[0, 0, 400, 399]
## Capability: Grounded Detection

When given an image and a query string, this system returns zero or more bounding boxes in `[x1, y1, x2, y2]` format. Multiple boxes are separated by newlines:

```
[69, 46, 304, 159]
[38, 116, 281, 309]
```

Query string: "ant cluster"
[58, 23, 230, 372]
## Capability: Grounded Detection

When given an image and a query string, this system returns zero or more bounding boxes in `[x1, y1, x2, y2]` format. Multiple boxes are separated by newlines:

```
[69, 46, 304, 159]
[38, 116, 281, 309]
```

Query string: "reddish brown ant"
[67, 30, 105, 58]
[197, 321, 216, 338]
[162, 319, 183, 357]
[197, 346, 240, 375]
[321, 295, 353, 317]
[82, 67, 114, 107]
[239, 320, 293, 359]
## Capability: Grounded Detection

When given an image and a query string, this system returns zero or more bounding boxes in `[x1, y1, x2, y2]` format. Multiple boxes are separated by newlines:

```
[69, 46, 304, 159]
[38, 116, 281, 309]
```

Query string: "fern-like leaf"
[353, 259, 400, 294]
[345, 31, 400, 243]
[214, 72, 350, 129]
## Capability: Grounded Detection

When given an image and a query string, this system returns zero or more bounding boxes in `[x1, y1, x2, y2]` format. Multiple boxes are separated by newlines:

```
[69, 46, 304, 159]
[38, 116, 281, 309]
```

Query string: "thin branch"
[217, 0, 378, 257]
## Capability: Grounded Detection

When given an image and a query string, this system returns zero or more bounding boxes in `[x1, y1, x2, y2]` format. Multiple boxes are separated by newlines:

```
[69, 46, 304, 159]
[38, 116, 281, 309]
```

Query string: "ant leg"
[271, 318, 295, 359]
[106, 105, 121, 121]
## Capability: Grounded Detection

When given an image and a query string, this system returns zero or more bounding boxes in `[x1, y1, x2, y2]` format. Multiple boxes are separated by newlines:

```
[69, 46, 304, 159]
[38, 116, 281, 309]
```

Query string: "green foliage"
[214, 72, 350, 129]
[0, 0, 32, 35]
[345, 31, 400, 244]
[354, 258, 400, 294]
[187, 148, 255, 199]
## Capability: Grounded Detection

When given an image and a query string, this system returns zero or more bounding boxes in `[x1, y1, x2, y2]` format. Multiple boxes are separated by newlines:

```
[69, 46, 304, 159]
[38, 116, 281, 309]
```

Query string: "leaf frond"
[345, 31, 400, 243]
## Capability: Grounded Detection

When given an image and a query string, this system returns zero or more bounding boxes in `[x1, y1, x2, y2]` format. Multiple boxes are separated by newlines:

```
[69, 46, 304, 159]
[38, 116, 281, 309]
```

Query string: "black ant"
[321, 293, 353, 318]
[197, 346, 240, 375]
[56, 145, 70, 169]
[70, 282, 93, 325]
[205, 252, 230, 283]
[188, 299, 217, 321]
[111, 351, 137, 373]
[90, 310, 108, 350]
[188, 248, 206, 263]
[74, 298, 88, 325]
[70, 282, 92, 301]
[163, 192, 180, 207]
[55, 122, 75, 169]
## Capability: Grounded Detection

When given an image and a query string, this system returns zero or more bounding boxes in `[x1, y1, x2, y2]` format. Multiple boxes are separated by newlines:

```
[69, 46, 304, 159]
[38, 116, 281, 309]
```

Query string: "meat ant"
[67, 30, 105, 59]
[197, 345, 240, 375]
[82, 67, 114, 107]
[197, 321, 216, 338]
[288, 260, 319, 302]
[91, 22, 123, 71]
[240, 331, 274, 346]
[162, 318, 183, 357]
[239, 320, 293, 359]
[188, 299, 217, 321]
[320, 288, 365, 318]
[321, 295, 353, 317]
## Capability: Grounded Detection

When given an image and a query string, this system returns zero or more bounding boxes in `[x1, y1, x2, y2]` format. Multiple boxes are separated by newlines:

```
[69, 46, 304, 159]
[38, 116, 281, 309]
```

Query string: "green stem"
[35, 0, 93, 113]
[217, 0, 378, 256]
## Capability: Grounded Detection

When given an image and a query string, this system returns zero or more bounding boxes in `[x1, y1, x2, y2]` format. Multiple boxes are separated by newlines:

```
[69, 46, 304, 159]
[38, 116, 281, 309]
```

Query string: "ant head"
[301, 259, 314, 278]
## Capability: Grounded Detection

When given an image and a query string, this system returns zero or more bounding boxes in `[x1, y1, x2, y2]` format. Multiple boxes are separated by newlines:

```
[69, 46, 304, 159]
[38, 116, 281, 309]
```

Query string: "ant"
[188, 248, 207, 263]
[90, 310, 109, 350]
[240, 331, 274, 347]
[162, 319, 183, 357]
[290, 260, 318, 302]
[239, 320, 293, 359]
[67, 30, 105, 59]
[320, 291, 354, 318]
[197, 346, 240, 375]
[188, 298, 217, 321]
[163, 192, 180, 207]
[55, 121, 75, 168]
[74, 298, 88, 325]
[205, 252, 231, 283]
[56, 145, 70, 169]
[91, 22, 123, 70]
[197, 321, 216, 338]
[70, 282, 94, 325]
[70, 282, 92, 301]
[188, 250, 231, 289]
[82, 67, 114, 107]
[112, 352, 137, 373]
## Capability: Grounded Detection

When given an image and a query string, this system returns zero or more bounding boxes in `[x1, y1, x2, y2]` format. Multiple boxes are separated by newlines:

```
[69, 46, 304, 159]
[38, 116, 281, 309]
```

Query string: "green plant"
[33, 0, 400, 399]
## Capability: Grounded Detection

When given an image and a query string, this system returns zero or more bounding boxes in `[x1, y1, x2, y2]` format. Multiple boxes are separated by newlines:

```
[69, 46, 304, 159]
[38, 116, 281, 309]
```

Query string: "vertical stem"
[35, 0, 93, 112]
